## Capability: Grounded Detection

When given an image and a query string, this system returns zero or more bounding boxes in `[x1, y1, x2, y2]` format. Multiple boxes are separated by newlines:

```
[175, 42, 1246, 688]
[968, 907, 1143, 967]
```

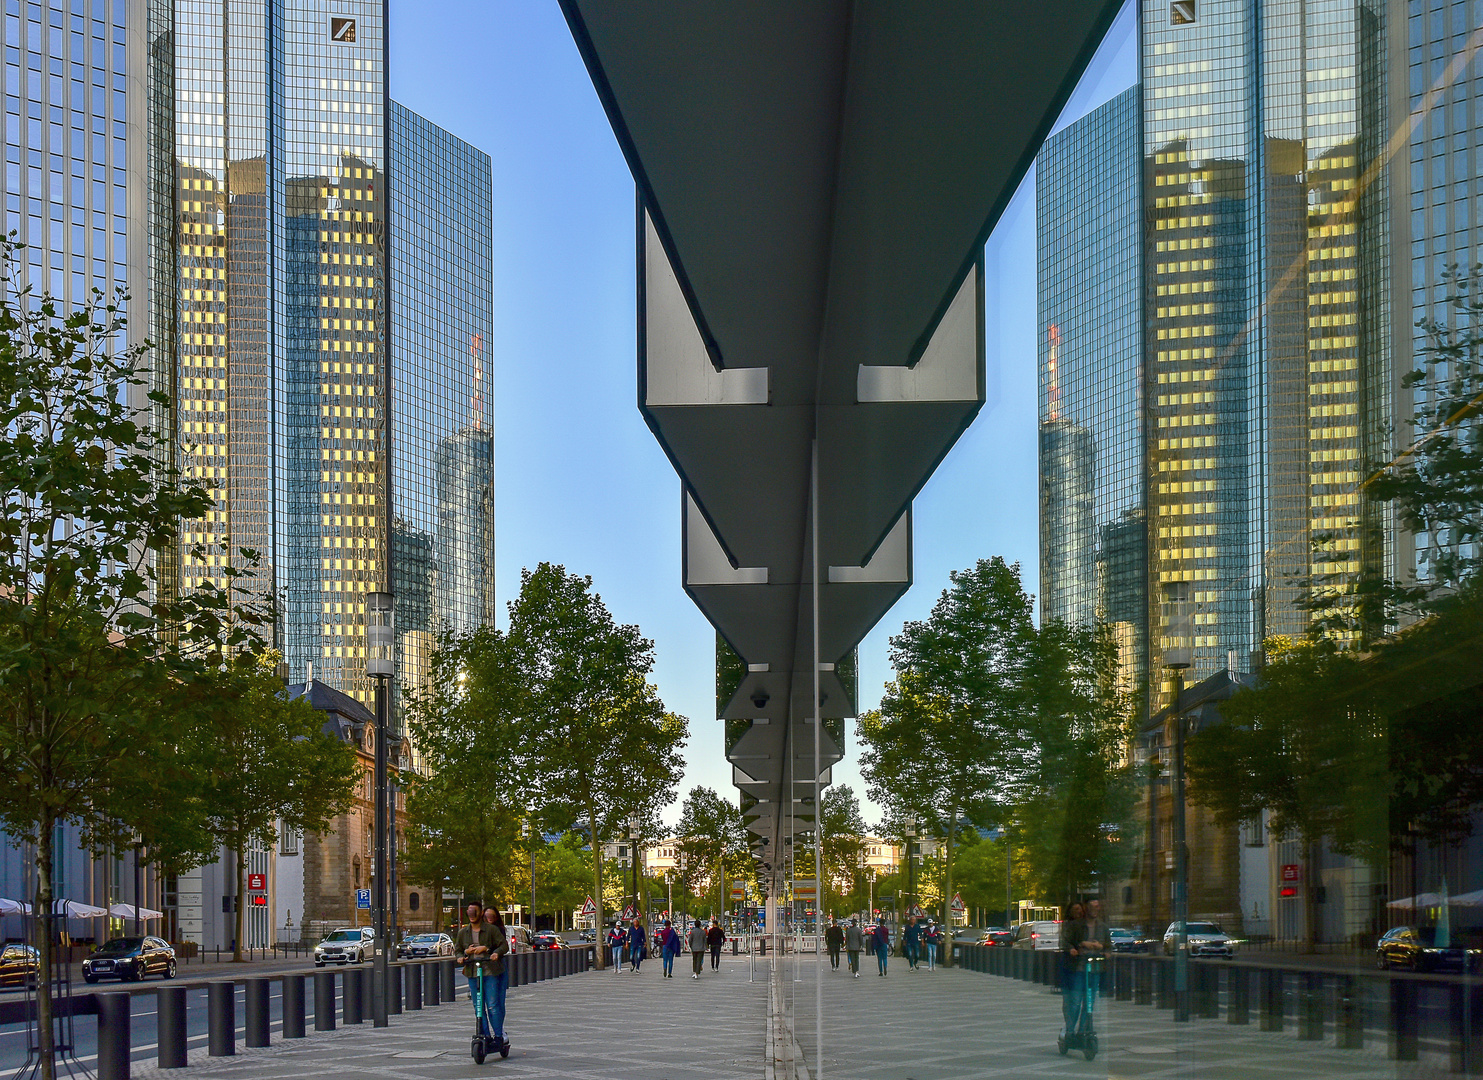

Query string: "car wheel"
[164, 959, 177, 980]
[84, 974, 98, 984]
[1376, 954, 1389, 970]
[315, 961, 324, 968]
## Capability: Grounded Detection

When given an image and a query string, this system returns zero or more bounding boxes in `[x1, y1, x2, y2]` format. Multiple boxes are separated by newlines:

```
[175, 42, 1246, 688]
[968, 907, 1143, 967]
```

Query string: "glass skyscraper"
[1036, 86, 1147, 690]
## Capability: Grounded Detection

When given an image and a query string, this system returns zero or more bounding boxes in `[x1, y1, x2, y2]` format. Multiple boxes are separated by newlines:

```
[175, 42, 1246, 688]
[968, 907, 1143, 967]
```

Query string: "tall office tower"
[1142, 0, 1392, 684]
[1037, 87, 1147, 690]
[387, 99, 495, 712]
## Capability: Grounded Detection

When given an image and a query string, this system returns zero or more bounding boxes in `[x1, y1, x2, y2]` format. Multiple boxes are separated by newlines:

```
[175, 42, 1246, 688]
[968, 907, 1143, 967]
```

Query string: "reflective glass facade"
[1036, 86, 1147, 690]
[387, 99, 495, 714]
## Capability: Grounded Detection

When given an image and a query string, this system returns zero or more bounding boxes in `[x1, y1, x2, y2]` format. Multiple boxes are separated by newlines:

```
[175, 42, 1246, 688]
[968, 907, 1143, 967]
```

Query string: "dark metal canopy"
[560, 0, 1121, 879]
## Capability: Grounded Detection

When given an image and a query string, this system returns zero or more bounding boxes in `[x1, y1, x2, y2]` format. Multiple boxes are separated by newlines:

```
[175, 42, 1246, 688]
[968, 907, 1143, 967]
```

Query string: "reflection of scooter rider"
[456, 903, 510, 1056]
[1061, 900, 1111, 1041]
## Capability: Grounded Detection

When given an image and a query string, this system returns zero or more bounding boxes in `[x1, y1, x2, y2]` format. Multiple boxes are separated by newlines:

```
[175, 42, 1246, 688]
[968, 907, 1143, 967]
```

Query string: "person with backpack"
[871, 918, 891, 976]
[687, 919, 707, 979]
[706, 919, 726, 971]
[844, 918, 865, 977]
[658, 919, 682, 978]
[825, 920, 844, 971]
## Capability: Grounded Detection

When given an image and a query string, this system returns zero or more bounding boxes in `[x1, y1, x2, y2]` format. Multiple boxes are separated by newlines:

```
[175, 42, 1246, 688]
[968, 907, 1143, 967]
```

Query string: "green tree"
[818, 785, 867, 917]
[676, 785, 749, 919]
[858, 557, 1034, 962]
[0, 248, 270, 1075]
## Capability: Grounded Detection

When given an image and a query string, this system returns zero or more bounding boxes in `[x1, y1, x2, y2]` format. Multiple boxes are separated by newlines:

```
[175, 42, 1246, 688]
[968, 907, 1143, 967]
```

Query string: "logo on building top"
[330, 17, 357, 42]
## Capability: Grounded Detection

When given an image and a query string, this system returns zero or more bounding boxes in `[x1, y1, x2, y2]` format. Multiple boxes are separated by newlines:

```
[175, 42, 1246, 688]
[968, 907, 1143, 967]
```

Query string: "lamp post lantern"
[367, 591, 394, 1028]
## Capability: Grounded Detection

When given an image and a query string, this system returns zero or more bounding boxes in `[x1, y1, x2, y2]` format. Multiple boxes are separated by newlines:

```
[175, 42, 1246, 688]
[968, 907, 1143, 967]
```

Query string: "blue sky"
[388, 2, 1138, 827]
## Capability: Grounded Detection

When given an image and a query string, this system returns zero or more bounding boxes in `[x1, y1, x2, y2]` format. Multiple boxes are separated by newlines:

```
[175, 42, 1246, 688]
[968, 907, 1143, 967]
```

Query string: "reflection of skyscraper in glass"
[435, 426, 496, 634]
[1036, 87, 1147, 690]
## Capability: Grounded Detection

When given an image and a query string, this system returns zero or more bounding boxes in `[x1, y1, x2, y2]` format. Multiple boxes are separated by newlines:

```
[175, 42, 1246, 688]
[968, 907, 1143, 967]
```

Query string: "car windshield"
[1186, 923, 1223, 935]
[324, 931, 362, 942]
[408, 934, 439, 943]
[96, 938, 144, 954]
[1111, 929, 1134, 938]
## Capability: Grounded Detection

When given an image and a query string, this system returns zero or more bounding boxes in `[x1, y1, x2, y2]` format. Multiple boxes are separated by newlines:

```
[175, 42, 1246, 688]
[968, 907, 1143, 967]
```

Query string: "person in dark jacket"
[825, 920, 844, 970]
[845, 919, 865, 977]
[687, 919, 707, 978]
[871, 918, 891, 976]
[455, 902, 510, 1055]
[658, 919, 682, 978]
[903, 917, 922, 969]
[706, 919, 726, 970]
[628, 918, 646, 972]
[607, 923, 626, 971]
[1059, 902, 1087, 1039]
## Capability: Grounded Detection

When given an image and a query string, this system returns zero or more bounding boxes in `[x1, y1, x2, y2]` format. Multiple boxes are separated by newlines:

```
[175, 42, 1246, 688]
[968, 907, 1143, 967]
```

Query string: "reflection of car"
[83, 937, 177, 982]
[506, 925, 534, 953]
[1011, 921, 1061, 950]
[979, 929, 1013, 948]
[1163, 921, 1235, 958]
[315, 927, 373, 966]
[577, 929, 597, 942]
[0, 944, 39, 988]
[1376, 926, 1480, 972]
[397, 933, 453, 959]
[1110, 928, 1147, 953]
[532, 932, 566, 950]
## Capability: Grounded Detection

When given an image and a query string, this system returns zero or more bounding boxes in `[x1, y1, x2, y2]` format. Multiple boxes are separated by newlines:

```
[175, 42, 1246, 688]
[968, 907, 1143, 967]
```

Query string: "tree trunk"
[587, 800, 605, 969]
[234, 841, 246, 963]
[35, 807, 56, 1080]
[942, 800, 957, 967]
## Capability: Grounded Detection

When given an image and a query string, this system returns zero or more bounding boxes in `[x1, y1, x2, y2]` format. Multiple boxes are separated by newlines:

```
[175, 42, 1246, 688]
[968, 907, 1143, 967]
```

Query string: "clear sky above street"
[388, 1, 1138, 827]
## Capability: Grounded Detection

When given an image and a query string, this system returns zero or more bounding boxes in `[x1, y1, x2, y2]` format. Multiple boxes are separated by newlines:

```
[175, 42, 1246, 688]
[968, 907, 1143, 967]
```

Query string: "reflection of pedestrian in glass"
[1059, 902, 1087, 1040]
[871, 918, 891, 976]
[1078, 900, 1111, 1025]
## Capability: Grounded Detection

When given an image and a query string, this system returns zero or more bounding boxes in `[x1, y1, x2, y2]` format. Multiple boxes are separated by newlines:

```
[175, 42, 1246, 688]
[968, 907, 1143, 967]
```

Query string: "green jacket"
[1061, 917, 1111, 972]
[455, 923, 508, 977]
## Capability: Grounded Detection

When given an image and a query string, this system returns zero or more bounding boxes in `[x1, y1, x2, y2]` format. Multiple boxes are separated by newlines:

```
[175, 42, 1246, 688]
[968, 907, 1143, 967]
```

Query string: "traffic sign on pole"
[580, 895, 597, 917]
[950, 892, 965, 913]
[621, 904, 636, 920]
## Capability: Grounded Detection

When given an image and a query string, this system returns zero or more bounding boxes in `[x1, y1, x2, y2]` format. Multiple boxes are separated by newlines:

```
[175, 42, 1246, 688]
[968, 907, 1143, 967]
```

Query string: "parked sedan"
[1162, 921, 1235, 958]
[978, 929, 1013, 948]
[397, 933, 453, 959]
[83, 936, 177, 982]
[315, 927, 374, 966]
[1111, 927, 1149, 953]
[532, 932, 567, 950]
[1376, 926, 1480, 972]
[0, 944, 39, 988]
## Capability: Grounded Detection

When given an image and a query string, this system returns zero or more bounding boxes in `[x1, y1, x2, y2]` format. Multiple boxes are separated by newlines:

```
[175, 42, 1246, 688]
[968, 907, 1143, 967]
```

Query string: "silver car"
[1162, 921, 1235, 958]
[398, 932, 453, 959]
[315, 927, 374, 966]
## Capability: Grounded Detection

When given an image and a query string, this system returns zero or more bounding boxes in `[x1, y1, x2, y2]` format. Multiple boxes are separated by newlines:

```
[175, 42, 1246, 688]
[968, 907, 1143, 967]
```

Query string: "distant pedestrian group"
[619, 916, 729, 980]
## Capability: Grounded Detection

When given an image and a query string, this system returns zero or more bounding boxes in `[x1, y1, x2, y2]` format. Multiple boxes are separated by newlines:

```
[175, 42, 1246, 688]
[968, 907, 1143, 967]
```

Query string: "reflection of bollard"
[1452, 982, 1483, 1072]
[361, 963, 374, 1017]
[1299, 972, 1323, 1040]
[159, 985, 188, 1068]
[283, 974, 305, 1039]
[1114, 955, 1132, 1000]
[343, 968, 364, 1025]
[1336, 974, 1362, 1048]
[1155, 958, 1175, 1009]
[97, 992, 131, 1080]
[390, 964, 403, 1015]
[1227, 965, 1249, 1025]
[209, 981, 235, 1056]
[426, 961, 441, 1006]
[407, 962, 422, 1010]
[314, 971, 336, 1031]
[441, 957, 457, 1001]
[1390, 977, 1418, 1061]
[1259, 968, 1284, 1032]
[1194, 963, 1218, 1019]
[245, 977, 270, 1047]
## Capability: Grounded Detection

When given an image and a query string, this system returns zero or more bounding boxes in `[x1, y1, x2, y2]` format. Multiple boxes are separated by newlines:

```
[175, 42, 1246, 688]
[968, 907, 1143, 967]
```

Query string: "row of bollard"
[956, 943, 1483, 1069]
[96, 947, 597, 1080]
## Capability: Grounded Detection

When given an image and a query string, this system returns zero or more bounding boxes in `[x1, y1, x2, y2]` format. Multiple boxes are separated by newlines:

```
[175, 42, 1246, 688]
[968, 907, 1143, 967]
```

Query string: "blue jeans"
[467, 971, 508, 1039]
[904, 941, 919, 967]
[662, 951, 676, 976]
[876, 944, 889, 974]
[1061, 968, 1086, 1037]
[924, 941, 936, 969]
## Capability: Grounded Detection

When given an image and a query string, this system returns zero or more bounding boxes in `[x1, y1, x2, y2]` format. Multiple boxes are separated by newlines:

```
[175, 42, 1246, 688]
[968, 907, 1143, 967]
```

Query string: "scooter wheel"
[499, 1038, 511, 1059]
[1083, 1034, 1098, 1062]
[1057, 1035, 1068, 1056]
[472, 1037, 486, 1064]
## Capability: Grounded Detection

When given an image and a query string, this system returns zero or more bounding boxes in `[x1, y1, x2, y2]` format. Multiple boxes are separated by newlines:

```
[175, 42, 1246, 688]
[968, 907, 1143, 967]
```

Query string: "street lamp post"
[367, 591, 394, 1028]
[1163, 581, 1193, 1023]
[904, 816, 917, 922]
[627, 816, 640, 922]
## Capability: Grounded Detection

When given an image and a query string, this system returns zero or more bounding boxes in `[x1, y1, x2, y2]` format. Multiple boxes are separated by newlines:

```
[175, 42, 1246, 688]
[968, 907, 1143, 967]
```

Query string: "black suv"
[83, 936, 177, 982]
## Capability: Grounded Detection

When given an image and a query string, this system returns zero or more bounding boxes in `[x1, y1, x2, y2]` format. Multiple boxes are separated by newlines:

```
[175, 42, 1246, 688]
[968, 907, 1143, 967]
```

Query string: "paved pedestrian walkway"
[123, 951, 1461, 1079]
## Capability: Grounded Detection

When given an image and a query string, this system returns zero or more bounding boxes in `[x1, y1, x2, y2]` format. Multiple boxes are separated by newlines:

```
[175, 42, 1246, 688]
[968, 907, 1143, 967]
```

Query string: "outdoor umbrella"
[1386, 892, 1483, 910]
[108, 903, 164, 920]
[0, 897, 32, 916]
[51, 899, 108, 918]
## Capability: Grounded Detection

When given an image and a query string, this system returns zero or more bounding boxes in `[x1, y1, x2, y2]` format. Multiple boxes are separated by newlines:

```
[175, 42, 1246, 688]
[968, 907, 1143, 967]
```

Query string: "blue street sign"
[355, 889, 371, 910]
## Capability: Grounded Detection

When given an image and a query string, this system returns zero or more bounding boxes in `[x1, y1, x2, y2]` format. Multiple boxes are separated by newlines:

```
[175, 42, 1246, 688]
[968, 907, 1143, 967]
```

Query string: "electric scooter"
[469, 969, 510, 1063]
[1056, 956, 1102, 1061]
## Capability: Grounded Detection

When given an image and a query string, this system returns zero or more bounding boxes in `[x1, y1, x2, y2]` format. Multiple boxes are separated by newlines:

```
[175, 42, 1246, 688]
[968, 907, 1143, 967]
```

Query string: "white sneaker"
[853, 972, 859, 978]
[691, 973, 698, 979]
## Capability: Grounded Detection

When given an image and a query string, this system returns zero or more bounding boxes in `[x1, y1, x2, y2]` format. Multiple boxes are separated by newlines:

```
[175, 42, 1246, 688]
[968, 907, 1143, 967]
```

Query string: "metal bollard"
[407, 962, 423, 1010]
[426, 961, 441, 1006]
[1227, 964, 1249, 1025]
[315, 971, 336, 1031]
[208, 981, 235, 1057]
[159, 985, 188, 1068]
[1451, 982, 1483, 1073]
[1259, 968, 1284, 1032]
[1336, 974, 1362, 1048]
[733, 937, 739, 955]
[245, 977, 270, 1048]
[97, 992, 131, 1080]
[390, 964, 403, 1015]
[283, 974, 305, 1038]
[1390, 977, 1418, 1061]
[1155, 958, 1175, 1009]
[441, 957, 457, 1001]
[1298, 972, 1323, 1040]
[361, 962, 374, 1017]
[1195, 962, 1218, 1019]
[344, 968, 364, 1025]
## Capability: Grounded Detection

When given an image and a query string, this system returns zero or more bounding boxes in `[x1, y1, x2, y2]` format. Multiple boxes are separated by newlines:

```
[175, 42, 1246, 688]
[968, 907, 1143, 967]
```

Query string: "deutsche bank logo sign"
[330, 17, 357, 43]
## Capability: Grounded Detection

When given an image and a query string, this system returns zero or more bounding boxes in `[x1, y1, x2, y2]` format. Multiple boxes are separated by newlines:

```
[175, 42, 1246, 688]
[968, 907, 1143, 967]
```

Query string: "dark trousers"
[847, 949, 860, 973]
[709, 944, 721, 969]
[828, 945, 841, 968]
[692, 950, 704, 974]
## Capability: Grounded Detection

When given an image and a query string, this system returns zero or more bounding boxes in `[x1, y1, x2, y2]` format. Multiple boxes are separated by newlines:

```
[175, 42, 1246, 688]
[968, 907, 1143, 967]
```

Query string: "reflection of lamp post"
[367, 591, 394, 1029]
[1162, 581, 1192, 1024]
[627, 816, 640, 921]
[904, 816, 918, 921]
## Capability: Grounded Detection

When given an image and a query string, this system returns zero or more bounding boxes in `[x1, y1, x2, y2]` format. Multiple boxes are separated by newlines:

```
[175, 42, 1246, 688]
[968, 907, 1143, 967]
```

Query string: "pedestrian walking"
[1059, 902, 1087, 1043]
[825, 920, 844, 970]
[659, 919, 682, 978]
[924, 920, 941, 970]
[687, 918, 707, 979]
[871, 918, 891, 976]
[607, 923, 626, 971]
[903, 916, 921, 969]
[455, 902, 510, 1058]
[707, 919, 725, 971]
[628, 918, 647, 972]
[844, 918, 864, 977]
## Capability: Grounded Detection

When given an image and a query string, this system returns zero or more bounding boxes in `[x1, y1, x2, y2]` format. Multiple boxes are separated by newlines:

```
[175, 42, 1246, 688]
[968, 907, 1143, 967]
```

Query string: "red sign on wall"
[1280, 864, 1302, 882]
[247, 874, 267, 892]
